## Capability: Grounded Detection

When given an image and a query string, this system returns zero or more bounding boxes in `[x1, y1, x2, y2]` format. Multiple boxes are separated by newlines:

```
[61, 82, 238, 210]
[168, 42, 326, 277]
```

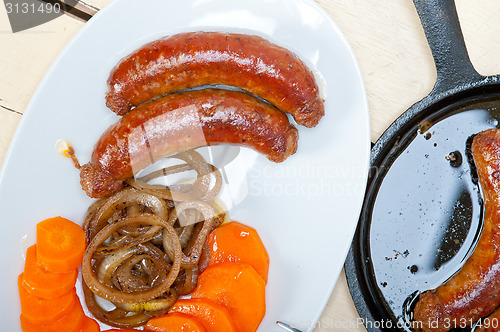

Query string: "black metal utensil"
[39, 0, 98, 22]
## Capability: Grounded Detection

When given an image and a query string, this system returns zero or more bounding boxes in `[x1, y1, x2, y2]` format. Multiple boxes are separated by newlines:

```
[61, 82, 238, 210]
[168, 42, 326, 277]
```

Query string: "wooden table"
[3, 0, 500, 330]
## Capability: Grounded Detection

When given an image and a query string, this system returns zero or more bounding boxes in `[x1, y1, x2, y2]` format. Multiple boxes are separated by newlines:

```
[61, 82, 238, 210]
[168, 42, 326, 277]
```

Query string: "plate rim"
[0, 0, 371, 330]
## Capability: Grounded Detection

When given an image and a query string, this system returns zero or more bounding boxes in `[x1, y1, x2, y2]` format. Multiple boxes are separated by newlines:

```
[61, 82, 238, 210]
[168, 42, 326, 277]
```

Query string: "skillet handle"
[412, 0, 483, 95]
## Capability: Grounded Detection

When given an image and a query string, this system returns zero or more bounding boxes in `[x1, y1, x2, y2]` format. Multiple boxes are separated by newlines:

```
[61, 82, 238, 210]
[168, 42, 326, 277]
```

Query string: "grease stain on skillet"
[367, 99, 500, 330]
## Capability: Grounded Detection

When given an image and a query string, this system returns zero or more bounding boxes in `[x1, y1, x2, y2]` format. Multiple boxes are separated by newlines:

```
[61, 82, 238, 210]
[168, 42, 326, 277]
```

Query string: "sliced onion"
[97, 245, 139, 286]
[112, 253, 166, 292]
[165, 201, 215, 268]
[87, 188, 169, 240]
[115, 290, 177, 312]
[178, 223, 195, 248]
[82, 214, 182, 304]
[126, 150, 222, 202]
[82, 149, 228, 328]
[95, 225, 163, 254]
[83, 280, 157, 328]
[173, 267, 199, 296]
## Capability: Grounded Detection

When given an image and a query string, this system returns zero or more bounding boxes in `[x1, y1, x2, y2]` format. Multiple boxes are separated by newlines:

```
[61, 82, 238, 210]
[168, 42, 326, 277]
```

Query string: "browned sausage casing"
[413, 128, 500, 332]
[81, 88, 298, 198]
[105, 31, 324, 128]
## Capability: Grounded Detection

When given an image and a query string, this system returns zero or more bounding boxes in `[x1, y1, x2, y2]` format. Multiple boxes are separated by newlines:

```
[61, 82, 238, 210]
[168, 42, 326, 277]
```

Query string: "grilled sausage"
[105, 31, 324, 128]
[413, 128, 500, 332]
[81, 88, 299, 198]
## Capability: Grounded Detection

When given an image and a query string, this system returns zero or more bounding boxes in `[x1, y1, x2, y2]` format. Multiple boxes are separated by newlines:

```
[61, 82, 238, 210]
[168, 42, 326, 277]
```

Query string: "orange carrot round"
[80, 316, 101, 332]
[20, 297, 85, 332]
[18, 273, 77, 325]
[191, 262, 266, 332]
[169, 298, 236, 332]
[22, 245, 78, 299]
[36, 216, 86, 273]
[145, 312, 206, 332]
[206, 221, 269, 282]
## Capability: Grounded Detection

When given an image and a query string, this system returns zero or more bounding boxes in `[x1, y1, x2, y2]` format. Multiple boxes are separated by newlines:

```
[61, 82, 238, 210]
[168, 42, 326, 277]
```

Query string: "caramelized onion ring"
[83, 188, 169, 241]
[127, 151, 222, 202]
[82, 214, 182, 304]
[82, 149, 227, 328]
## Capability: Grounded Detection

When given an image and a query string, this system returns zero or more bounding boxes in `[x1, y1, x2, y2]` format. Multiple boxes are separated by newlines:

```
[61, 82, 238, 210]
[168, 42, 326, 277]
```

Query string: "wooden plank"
[0, 13, 84, 114]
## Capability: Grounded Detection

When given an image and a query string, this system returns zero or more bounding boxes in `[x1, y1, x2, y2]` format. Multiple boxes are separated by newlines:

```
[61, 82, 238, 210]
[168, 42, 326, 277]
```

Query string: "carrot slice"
[169, 298, 236, 332]
[191, 262, 266, 332]
[20, 297, 85, 332]
[36, 216, 86, 273]
[207, 221, 269, 282]
[80, 316, 101, 332]
[22, 245, 78, 299]
[145, 312, 206, 332]
[18, 273, 77, 325]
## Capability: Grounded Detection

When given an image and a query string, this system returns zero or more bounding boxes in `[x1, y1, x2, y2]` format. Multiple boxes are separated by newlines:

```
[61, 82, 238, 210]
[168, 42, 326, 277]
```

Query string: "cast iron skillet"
[345, 0, 500, 331]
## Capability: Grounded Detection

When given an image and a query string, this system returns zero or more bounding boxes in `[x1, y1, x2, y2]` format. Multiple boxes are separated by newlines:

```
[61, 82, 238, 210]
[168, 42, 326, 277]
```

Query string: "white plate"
[0, 0, 370, 330]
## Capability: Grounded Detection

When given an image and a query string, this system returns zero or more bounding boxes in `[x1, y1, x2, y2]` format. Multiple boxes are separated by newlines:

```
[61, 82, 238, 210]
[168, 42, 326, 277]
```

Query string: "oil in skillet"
[367, 99, 500, 331]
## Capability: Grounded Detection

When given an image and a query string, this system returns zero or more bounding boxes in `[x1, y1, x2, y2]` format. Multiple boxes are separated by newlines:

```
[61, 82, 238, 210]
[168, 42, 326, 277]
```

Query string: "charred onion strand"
[126, 150, 222, 202]
[173, 266, 199, 296]
[82, 281, 166, 328]
[165, 200, 216, 269]
[115, 290, 178, 312]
